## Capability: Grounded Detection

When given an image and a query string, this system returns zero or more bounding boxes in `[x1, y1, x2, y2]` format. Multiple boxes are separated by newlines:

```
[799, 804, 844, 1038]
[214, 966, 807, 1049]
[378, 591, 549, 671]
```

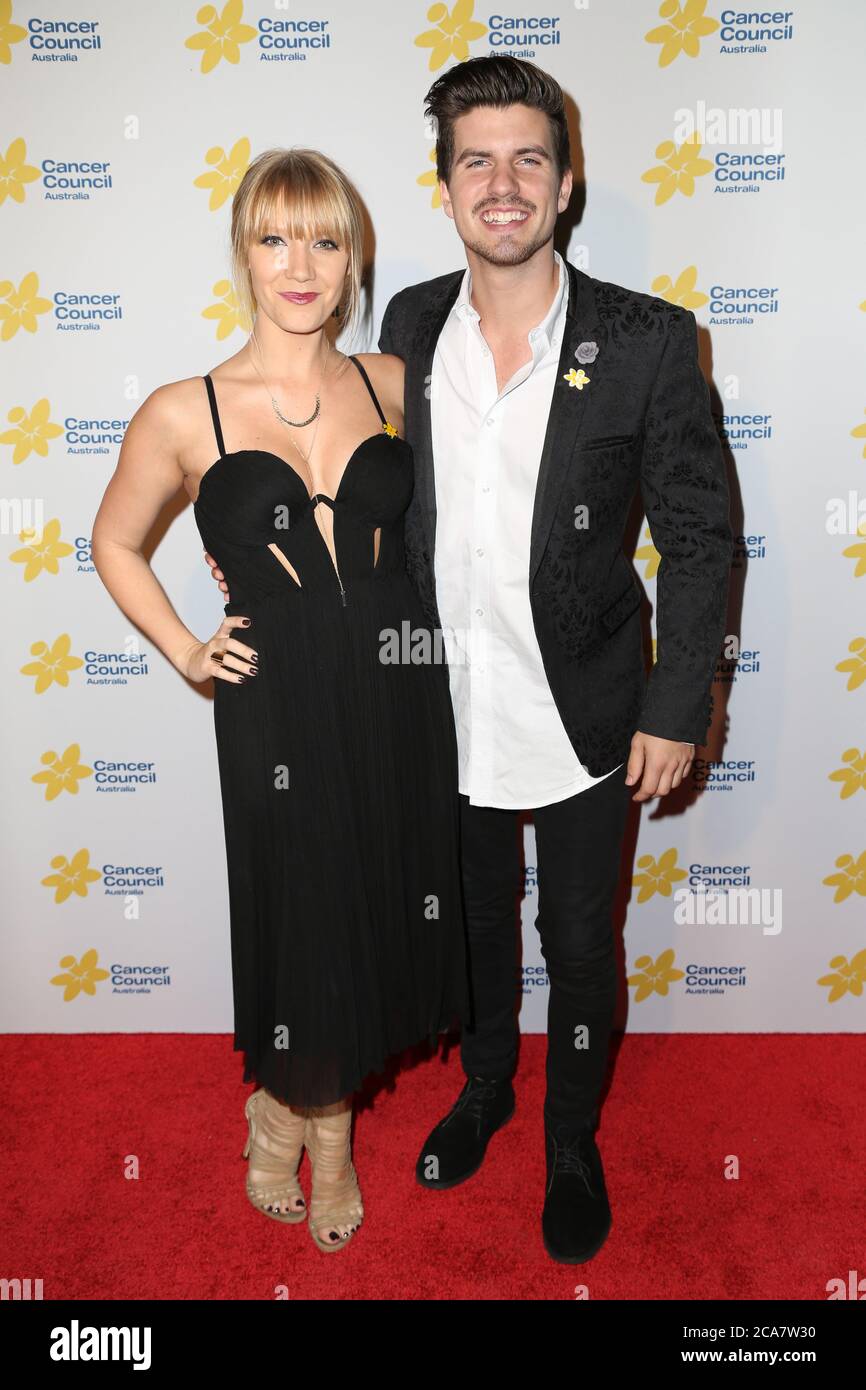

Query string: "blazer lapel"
[405, 271, 463, 560]
[529, 262, 601, 585]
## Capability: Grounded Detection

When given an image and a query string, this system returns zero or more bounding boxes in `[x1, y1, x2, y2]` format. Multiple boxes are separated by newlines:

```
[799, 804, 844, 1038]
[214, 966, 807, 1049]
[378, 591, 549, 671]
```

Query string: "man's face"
[439, 103, 572, 267]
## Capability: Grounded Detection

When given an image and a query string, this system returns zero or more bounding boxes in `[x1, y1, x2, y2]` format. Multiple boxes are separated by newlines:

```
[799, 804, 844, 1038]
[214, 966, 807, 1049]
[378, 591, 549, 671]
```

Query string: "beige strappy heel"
[242, 1088, 307, 1224]
[305, 1107, 364, 1252]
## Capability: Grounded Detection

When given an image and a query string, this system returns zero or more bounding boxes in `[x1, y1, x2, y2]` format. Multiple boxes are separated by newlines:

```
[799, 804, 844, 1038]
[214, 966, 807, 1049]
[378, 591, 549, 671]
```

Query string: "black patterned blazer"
[378, 259, 733, 778]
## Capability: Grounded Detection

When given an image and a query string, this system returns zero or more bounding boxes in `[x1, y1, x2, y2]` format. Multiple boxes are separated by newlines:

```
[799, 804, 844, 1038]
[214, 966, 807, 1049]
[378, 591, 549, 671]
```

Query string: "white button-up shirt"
[430, 251, 620, 810]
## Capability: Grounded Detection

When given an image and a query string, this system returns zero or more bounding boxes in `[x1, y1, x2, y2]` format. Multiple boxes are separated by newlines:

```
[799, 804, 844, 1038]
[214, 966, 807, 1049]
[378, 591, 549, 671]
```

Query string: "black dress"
[193, 356, 469, 1107]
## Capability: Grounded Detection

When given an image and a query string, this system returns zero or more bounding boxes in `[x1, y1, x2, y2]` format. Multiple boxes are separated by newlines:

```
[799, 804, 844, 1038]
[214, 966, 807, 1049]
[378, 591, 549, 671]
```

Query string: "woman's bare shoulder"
[351, 352, 404, 417]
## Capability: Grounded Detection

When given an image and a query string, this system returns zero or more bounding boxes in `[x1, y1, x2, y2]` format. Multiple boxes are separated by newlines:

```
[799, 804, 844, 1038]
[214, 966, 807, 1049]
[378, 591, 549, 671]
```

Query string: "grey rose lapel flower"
[575, 341, 598, 364]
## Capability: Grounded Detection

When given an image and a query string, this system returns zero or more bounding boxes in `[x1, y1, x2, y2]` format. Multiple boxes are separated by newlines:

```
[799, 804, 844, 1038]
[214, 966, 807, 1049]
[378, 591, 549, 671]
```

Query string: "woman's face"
[247, 223, 350, 334]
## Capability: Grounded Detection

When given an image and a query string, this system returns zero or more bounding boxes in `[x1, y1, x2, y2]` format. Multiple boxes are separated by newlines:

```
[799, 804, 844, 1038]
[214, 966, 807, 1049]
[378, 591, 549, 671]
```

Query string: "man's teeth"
[482, 210, 529, 223]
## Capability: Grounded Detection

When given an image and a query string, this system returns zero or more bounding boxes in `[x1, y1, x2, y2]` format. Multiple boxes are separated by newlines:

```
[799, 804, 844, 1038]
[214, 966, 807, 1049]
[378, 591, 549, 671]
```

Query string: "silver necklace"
[249, 330, 330, 429]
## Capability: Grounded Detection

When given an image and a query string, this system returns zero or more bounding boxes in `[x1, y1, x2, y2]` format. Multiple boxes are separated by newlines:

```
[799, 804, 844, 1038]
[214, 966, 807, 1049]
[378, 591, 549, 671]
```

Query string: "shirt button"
[476, 548, 484, 557]
[482, 348, 490, 357]
[475, 608, 484, 617]
[485, 416, 494, 427]
[482, 485, 490, 493]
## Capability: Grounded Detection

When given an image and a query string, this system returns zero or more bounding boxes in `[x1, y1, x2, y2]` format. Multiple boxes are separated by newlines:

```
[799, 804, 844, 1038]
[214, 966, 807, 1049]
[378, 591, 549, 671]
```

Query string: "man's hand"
[204, 549, 229, 601]
[625, 732, 694, 802]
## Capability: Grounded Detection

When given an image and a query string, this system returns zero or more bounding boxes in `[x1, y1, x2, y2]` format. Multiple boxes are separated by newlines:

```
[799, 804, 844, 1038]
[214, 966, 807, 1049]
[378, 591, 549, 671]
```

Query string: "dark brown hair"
[424, 56, 571, 185]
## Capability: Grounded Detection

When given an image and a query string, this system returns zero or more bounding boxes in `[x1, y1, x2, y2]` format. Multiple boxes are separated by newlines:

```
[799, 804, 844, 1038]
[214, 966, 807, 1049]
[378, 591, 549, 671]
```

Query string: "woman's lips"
[279, 291, 319, 303]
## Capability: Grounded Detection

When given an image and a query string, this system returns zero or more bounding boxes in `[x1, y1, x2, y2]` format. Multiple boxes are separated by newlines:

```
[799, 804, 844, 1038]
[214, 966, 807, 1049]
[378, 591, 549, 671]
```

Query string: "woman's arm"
[91, 382, 254, 683]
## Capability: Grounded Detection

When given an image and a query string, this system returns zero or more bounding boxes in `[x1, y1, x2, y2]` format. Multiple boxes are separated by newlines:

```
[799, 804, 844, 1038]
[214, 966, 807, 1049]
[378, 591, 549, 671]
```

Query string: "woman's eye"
[262, 235, 283, 246]
[315, 238, 338, 250]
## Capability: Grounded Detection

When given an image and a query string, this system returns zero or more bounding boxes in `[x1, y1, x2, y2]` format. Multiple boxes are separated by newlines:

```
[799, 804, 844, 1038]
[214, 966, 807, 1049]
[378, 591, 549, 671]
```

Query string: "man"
[377, 56, 731, 1264]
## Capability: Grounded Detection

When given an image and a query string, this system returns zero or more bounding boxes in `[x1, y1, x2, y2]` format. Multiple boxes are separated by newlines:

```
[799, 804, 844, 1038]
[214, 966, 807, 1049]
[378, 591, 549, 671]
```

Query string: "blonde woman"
[92, 149, 469, 1251]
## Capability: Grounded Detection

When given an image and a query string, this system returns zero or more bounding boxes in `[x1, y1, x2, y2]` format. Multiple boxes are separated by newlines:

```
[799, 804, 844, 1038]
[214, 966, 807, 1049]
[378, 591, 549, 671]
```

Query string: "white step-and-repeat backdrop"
[4, 1, 864, 1039]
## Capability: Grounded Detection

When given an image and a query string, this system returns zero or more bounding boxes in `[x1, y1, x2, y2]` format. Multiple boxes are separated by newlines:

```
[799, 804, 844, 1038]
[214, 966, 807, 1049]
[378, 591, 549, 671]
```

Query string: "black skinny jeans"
[458, 767, 632, 1134]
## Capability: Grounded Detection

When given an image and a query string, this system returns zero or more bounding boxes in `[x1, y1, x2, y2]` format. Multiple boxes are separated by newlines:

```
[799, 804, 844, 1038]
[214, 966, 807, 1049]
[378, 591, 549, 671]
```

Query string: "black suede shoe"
[415, 1076, 515, 1190]
[541, 1120, 612, 1264]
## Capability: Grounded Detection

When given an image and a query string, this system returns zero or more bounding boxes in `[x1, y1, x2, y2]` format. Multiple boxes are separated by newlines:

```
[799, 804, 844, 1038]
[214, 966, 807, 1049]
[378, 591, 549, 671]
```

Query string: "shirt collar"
[454, 250, 568, 357]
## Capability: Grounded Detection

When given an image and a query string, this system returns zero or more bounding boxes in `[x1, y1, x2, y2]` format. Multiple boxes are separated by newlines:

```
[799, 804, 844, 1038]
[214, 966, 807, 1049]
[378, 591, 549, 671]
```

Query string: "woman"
[92, 148, 469, 1252]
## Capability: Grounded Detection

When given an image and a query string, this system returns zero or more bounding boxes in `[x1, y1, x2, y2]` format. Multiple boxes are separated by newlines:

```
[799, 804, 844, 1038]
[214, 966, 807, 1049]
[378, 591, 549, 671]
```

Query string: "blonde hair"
[230, 148, 365, 336]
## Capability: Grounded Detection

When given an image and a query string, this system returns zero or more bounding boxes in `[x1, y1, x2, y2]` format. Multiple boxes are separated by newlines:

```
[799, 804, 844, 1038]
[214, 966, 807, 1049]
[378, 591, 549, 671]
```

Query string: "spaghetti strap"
[203, 374, 226, 458]
[347, 355, 387, 426]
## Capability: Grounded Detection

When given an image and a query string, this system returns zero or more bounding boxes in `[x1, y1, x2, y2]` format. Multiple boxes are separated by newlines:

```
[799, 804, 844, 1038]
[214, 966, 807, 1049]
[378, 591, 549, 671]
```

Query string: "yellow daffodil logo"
[50, 948, 109, 1001]
[1, 398, 64, 464]
[383, 421, 398, 438]
[0, 1, 27, 65]
[850, 409, 866, 459]
[202, 278, 252, 340]
[185, 0, 256, 73]
[642, 134, 713, 206]
[817, 951, 866, 1003]
[632, 848, 688, 902]
[635, 524, 661, 579]
[828, 748, 866, 800]
[21, 635, 84, 693]
[823, 853, 866, 904]
[0, 137, 40, 205]
[842, 521, 866, 577]
[414, 1, 487, 71]
[31, 743, 93, 801]
[0, 271, 53, 340]
[645, 0, 720, 67]
[651, 266, 708, 309]
[194, 136, 250, 211]
[563, 368, 590, 390]
[417, 148, 442, 208]
[836, 638, 866, 691]
[10, 518, 74, 581]
[628, 949, 685, 1000]
[42, 849, 102, 904]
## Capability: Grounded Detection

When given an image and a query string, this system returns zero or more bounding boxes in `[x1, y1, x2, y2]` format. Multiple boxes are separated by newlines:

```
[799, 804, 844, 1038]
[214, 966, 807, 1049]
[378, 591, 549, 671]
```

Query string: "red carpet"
[1, 1033, 861, 1301]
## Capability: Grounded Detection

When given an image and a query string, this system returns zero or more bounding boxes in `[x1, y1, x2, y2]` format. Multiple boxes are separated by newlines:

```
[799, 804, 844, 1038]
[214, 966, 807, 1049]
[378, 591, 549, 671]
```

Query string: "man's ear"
[439, 181, 455, 220]
[558, 167, 573, 215]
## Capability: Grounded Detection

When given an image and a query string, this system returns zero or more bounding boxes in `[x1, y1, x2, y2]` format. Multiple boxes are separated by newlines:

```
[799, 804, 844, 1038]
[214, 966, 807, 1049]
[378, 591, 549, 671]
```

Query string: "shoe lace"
[450, 1077, 499, 1125]
[551, 1132, 594, 1193]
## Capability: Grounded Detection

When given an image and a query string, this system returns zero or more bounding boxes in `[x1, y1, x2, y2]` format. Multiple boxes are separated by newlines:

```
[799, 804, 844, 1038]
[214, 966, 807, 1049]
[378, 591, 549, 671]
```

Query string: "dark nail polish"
[238, 675, 245, 683]
[241, 618, 251, 626]
[250, 653, 258, 664]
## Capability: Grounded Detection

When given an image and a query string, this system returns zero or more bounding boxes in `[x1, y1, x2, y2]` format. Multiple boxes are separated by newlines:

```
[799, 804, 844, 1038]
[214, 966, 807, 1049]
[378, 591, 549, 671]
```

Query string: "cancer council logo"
[823, 853, 866, 904]
[414, 1, 488, 71]
[632, 849, 688, 902]
[194, 136, 251, 211]
[828, 749, 866, 800]
[642, 135, 713, 205]
[628, 949, 685, 1000]
[42, 850, 102, 903]
[645, 1, 720, 67]
[9, 519, 74, 580]
[21, 635, 84, 692]
[836, 639, 866, 691]
[817, 952, 866, 1003]
[31, 743, 93, 801]
[202, 279, 253, 339]
[651, 266, 709, 310]
[417, 149, 442, 208]
[634, 526, 661, 580]
[1, 398, 64, 462]
[0, 137, 39, 204]
[0, 272, 52, 339]
[842, 521, 866, 577]
[185, 2, 257, 73]
[50, 949, 109, 1001]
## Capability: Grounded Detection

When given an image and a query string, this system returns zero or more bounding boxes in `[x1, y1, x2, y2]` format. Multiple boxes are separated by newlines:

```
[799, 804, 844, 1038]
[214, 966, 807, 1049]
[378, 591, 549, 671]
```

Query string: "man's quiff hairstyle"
[424, 56, 571, 185]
